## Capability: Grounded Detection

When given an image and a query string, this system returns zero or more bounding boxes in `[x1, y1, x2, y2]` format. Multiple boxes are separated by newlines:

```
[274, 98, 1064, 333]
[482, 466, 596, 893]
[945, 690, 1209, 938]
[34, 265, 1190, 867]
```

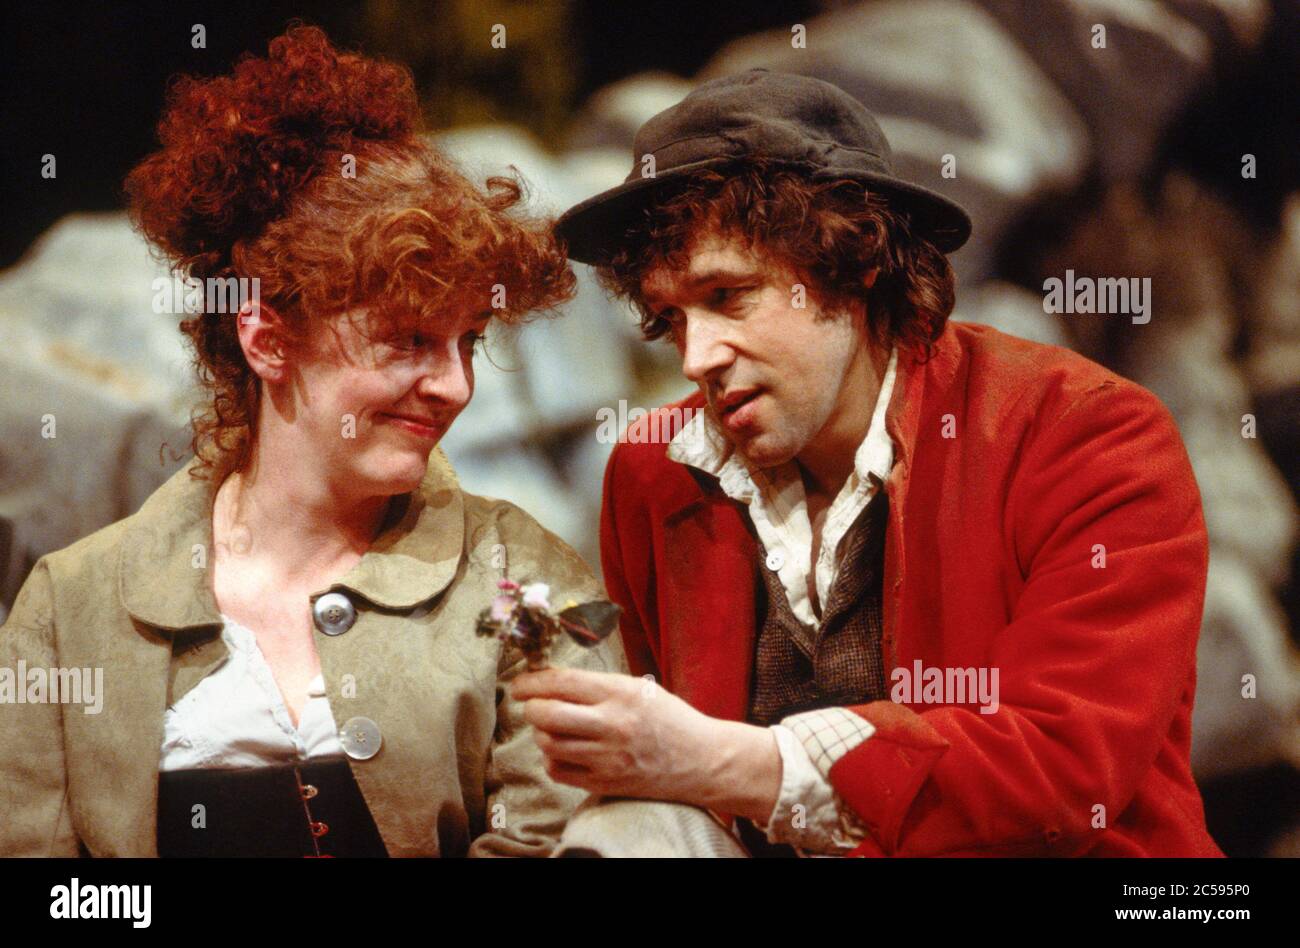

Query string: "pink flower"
[521, 583, 551, 611]
[489, 595, 514, 623]
[497, 579, 520, 591]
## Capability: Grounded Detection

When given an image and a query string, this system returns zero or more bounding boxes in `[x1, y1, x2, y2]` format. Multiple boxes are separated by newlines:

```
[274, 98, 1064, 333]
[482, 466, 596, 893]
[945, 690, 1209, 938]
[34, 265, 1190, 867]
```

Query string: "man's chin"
[728, 432, 798, 471]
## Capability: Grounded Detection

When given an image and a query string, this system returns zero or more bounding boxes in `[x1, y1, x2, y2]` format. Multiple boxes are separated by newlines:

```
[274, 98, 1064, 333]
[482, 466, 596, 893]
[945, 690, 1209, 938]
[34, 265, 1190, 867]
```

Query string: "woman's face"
[283, 305, 489, 498]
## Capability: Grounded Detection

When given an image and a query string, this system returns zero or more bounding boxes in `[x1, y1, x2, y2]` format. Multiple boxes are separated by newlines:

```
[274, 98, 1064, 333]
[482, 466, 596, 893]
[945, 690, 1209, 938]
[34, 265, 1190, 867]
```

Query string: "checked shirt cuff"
[760, 707, 876, 853]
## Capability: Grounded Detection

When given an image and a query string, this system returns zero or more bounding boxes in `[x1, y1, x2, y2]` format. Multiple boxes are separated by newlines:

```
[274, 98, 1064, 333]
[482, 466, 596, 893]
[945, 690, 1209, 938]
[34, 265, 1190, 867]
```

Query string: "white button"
[313, 592, 357, 636]
[339, 716, 382, 760]
[766, 549, 785, 571]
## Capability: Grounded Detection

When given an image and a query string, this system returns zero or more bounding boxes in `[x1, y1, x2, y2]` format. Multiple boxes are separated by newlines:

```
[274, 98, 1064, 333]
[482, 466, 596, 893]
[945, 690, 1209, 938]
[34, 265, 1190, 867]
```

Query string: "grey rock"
[973, 0, 1268, 180]
[0, 351, 189, 611]
[1193, 553, 1300, 778]
[952, 280, 1072, 348]
[1247, 192, 1300, 395]
[564, 71, 694, 152]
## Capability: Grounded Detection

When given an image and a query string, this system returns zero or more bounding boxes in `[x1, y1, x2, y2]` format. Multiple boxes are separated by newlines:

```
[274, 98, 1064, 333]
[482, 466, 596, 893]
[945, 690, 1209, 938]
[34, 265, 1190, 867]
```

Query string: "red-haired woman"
[0, 26, 624, 857]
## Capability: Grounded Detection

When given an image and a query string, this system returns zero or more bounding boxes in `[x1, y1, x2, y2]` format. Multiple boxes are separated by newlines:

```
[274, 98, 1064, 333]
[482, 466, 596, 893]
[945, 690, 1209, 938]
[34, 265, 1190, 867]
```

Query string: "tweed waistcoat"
[747, 492, 890, 726]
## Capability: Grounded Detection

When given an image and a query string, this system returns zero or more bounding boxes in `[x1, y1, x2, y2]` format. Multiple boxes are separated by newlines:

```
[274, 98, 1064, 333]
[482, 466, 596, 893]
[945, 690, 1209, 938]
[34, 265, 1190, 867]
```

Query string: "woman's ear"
[237, 300, 290, 383]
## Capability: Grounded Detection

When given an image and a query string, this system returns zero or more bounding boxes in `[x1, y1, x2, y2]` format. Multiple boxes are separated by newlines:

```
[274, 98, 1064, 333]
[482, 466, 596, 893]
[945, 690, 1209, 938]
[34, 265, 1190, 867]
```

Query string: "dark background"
[0, 0, 835, 269]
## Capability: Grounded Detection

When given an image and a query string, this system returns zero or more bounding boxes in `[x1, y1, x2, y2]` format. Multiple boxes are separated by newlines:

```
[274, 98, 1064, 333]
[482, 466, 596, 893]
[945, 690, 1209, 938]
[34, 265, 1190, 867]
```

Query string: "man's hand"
[511, 667, 782, 823]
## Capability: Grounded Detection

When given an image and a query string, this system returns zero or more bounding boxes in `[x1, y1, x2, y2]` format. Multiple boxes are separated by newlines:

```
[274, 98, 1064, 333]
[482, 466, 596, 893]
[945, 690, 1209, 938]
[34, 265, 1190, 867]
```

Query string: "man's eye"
[713, 286, 754, 307]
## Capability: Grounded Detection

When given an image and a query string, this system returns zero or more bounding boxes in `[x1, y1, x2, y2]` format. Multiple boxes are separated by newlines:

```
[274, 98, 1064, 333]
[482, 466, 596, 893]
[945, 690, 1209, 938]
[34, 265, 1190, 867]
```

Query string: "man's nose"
[415, 338, 473, 406]
[679, 313, 733, 385]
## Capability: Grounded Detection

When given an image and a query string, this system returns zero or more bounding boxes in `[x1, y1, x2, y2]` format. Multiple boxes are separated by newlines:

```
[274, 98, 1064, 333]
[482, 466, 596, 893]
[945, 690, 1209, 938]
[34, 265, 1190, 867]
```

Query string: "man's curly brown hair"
[125, 25, 575, 483]
[595, 158, 956, 355]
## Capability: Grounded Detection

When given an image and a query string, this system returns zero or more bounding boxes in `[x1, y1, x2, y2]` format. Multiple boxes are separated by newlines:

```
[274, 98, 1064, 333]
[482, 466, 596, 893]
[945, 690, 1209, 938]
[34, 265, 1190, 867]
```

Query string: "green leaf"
[557, 601, 622, 646]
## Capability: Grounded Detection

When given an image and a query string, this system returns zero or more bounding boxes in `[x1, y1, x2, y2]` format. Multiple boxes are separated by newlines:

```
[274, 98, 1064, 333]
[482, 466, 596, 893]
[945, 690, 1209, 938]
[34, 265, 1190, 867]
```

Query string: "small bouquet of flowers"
[476, 579, 621, 670]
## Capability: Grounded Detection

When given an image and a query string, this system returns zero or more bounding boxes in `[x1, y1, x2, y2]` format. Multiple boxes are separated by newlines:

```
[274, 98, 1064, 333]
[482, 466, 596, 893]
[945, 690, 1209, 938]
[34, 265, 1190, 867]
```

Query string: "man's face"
[640, 228, 867, 470]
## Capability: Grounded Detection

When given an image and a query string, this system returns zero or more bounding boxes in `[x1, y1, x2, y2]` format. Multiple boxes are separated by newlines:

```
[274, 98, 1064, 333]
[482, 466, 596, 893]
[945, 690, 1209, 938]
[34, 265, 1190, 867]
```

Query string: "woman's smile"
[377, 411, 444, 440]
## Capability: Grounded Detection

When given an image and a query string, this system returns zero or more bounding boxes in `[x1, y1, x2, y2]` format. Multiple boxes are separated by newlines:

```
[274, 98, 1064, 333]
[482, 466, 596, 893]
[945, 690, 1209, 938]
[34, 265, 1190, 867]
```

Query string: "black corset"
[156, 754, 389, 857]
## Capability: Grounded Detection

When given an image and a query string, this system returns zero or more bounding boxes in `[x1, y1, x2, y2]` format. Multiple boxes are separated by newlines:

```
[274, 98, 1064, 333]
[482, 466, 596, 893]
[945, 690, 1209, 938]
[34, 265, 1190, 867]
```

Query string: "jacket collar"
[119, 449, 466, 633]
[881, 324, 962, 512]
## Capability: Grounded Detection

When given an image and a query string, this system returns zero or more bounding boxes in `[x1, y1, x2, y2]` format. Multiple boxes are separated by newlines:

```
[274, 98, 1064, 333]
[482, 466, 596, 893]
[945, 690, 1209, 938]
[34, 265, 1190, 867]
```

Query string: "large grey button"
[339, 716, 382, 760]
[313, 592, 356, 636]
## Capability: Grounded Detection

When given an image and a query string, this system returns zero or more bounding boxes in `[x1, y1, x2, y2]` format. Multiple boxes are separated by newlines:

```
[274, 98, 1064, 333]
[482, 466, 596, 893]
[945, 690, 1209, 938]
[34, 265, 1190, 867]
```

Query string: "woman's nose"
[415, 340, 473, 406]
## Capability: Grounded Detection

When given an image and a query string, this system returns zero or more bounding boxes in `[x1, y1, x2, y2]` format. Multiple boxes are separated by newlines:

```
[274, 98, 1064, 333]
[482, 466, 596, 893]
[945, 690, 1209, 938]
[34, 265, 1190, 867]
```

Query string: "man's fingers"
[511, 666, 617, 704]
[523, 697, 606, 738]
[535, 731, 606, 764]
[544, 758, 596, 789]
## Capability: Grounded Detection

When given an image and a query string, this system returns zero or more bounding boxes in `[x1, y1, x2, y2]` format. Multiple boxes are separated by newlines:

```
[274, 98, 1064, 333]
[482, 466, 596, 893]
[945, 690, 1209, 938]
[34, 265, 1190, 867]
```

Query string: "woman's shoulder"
[4, 516, 132, 637]
[457, 489, 602, 601]
[417, 449, 587, 576]
[454, 487, 626, 677]
[34, 513, 134, 593]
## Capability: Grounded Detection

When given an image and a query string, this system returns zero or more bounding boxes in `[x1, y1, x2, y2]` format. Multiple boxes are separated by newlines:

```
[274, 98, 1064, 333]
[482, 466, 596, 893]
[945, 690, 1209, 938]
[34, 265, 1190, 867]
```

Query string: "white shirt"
[667, 348, 897, 626]
[159, 614, 343, 771]
[665, 347, 898, 853]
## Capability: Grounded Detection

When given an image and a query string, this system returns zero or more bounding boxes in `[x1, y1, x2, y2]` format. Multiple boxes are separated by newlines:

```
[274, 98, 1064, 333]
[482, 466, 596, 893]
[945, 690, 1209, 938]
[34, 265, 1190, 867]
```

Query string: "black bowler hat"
[557, 68, 972, 265]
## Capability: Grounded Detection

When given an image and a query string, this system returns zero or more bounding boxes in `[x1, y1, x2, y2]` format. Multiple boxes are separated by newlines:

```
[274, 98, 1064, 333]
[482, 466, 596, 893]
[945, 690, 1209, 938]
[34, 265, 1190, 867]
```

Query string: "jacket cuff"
[828, 700, 950, 854]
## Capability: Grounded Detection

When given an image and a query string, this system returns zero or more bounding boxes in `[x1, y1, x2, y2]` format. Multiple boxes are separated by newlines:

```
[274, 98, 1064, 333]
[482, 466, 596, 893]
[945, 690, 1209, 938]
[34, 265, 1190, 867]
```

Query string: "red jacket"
[600, 322, 1223, 857]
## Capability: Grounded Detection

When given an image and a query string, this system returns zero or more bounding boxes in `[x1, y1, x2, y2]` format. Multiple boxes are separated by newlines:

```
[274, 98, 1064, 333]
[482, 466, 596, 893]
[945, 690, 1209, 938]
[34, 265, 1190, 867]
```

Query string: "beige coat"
[0, 449, 625, 856]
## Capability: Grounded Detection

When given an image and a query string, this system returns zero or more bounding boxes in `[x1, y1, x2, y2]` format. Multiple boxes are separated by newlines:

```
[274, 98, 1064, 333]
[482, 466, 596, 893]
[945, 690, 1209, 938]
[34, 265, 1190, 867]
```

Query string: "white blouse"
[159, 614, 344, 771]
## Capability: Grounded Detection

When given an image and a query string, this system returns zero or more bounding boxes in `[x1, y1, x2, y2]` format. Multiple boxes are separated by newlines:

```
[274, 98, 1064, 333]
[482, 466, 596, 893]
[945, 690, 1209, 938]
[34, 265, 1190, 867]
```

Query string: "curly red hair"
[126, 25, 575, 482]
[596, 158, 956, 356]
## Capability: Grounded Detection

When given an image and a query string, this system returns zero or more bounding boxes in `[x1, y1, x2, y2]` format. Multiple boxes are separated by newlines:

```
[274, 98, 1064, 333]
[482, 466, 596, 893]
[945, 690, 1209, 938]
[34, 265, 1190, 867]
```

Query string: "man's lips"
[714, 388, 764, 432]
[716, 388, 761, 416]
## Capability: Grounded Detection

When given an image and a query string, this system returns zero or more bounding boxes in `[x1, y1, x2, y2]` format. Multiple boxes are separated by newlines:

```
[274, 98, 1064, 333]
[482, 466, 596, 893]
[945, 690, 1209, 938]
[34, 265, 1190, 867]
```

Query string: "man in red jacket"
[513, 69, 1223, 857]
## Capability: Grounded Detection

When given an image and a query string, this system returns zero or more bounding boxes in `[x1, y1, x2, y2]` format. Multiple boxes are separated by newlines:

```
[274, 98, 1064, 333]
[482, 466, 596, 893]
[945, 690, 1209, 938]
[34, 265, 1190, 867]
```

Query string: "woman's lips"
[381, 413, 442, 440]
